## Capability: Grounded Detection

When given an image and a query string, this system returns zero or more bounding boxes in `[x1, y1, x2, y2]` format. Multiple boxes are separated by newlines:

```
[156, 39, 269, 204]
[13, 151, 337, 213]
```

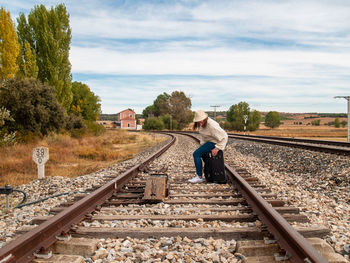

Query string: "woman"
[189, 110, 228, 183]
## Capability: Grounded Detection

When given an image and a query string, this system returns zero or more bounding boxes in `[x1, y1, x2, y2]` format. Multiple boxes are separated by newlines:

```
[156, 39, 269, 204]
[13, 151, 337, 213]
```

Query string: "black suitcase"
[203, 150, 227, 184]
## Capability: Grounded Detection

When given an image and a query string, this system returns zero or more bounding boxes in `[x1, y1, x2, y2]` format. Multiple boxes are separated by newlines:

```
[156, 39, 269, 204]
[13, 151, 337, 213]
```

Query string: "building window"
[128, 123, 130, 127]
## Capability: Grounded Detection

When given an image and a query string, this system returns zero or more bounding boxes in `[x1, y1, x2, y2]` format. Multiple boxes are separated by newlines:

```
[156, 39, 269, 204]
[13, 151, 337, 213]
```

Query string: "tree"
[17, 41, 39, 79]
[143, 91, 192, 130]
[334, 118, 340, 128]
[161, 114, 178, 130]
[169, 91, 192, 129]
[142, 105, 156, 118]
[17, 4, 72, 110]
[70, 81, 101, 121]
[311, 119, 320, 126]
[226, 102, 250, 131]
[0, 7, 20, 79]
[0, 79, 66, 136]
[154, 92, 171, 116]
[247, 110, 261, 131]
[143, 117, 165, 130]
[264, 111, 281, 128]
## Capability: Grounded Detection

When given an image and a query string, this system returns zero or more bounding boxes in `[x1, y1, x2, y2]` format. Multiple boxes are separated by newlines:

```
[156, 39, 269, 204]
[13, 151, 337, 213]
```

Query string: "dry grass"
[237, 125, 348, 141]
[0, 130, 165, 187]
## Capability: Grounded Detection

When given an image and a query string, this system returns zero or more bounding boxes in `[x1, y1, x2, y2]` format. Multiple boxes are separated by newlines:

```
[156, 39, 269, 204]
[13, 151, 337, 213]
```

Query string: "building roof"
[117, 108, 135, 114]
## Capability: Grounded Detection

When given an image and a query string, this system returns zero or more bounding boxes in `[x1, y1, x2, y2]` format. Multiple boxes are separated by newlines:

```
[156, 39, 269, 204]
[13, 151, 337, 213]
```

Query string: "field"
[241, 113, 348, 141]
[0, 130, 165, 187]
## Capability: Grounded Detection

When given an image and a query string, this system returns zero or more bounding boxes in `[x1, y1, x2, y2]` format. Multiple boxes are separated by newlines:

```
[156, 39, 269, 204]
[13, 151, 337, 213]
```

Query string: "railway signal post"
[334, 96, 350, 142]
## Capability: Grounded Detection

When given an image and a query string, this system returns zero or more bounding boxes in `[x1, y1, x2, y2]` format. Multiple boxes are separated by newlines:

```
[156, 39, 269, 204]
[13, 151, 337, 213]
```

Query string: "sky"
[3, 0, 350, 114]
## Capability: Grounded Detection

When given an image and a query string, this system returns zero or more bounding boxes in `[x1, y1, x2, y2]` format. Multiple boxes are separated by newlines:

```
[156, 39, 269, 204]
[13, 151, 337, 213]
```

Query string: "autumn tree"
[17, 4, 72, 110]
[0, 7, 20, 79]
[70, 81, 102, 121]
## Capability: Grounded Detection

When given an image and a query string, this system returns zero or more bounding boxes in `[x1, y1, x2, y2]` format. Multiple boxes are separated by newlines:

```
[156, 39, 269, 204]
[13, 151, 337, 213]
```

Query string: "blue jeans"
[193, 142, 216, 177]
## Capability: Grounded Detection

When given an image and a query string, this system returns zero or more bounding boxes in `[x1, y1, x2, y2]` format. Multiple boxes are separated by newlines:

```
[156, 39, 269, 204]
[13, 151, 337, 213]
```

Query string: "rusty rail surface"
[0, 134, 176, 263]
[177, 131, 329, 263]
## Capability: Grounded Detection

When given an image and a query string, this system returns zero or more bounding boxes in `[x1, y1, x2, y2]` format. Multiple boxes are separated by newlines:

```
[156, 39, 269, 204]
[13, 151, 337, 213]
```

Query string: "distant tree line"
[0, 5, 102, 144]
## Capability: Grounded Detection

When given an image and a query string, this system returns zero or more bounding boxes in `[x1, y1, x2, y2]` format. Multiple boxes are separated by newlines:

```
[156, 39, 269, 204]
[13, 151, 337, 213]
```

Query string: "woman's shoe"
[188, 175, 204, 183]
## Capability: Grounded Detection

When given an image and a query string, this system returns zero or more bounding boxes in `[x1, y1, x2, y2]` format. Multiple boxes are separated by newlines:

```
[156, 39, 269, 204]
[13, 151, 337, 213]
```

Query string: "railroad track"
[0, 133, 348, 263]
[227, 133, 350, 155]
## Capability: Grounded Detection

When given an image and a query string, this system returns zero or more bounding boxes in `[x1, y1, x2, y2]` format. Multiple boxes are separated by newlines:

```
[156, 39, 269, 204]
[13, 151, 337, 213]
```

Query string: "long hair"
[193, 117, 208, 130]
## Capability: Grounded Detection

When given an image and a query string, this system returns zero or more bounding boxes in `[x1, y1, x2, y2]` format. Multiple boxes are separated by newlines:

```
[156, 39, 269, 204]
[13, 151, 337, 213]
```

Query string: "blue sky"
[3, 0, 350, 114]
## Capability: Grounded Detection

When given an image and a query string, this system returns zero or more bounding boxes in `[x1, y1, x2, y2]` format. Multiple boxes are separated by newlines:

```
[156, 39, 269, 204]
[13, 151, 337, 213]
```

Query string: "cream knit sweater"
[198, 117, 228, 150]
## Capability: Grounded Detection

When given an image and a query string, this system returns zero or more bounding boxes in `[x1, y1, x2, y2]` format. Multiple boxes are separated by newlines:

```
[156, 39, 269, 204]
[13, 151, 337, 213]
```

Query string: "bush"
[0, 107, 16, 146]
[311, 119, 320, 126]
[0, 79, 66, 137]
[143, 117, 165, 130]
[264, 111, 281, 128]
[84, 120, 105, 136]
[65, 113, 86, 130]
[334, 118, 340, 128]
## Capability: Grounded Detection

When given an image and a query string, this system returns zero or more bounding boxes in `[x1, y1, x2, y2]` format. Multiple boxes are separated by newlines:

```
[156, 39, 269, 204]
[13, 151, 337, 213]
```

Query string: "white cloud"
[71, 45, 350, 78]
[3, 0, 350, 113]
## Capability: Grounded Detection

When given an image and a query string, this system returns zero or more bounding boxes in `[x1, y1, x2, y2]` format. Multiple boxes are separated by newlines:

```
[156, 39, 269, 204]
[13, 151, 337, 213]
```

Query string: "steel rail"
[176, 131, 329, 263]
[228, 134, 350, 155]
[0, 134, 176, 263]
[225, 166, 328, 263]
[228, 133, 350, 148]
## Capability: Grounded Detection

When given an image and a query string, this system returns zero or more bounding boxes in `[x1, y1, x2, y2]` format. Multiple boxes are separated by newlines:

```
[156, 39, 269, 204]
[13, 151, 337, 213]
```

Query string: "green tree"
[341, 120, 347, 128]
[247, 110, 261, 131]
[311, 119, 320, 126]
[143, 117, 165, 130]
[161, 114, 178, 130]
[0, 7, 20, 79]
[0, 107, 16, 146]
[264, 111, 281, 128]
[226, 102, 250, 131]
[334, 118, 340, 128]
[17, 41, 39, 79]
[0, 79, 66, 137]
[70, 81, 101, 121]
[143, 91, 192, 130]
[17, 4, 72, 110]
[169, 91, 192, 129]
[142, 105, 156, 118]
[154, 92, 171, 116]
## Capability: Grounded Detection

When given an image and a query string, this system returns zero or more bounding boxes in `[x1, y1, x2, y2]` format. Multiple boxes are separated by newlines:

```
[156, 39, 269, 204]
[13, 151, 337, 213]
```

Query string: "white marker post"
[32, 147, 49, 179]
[244, 115, 248, 135]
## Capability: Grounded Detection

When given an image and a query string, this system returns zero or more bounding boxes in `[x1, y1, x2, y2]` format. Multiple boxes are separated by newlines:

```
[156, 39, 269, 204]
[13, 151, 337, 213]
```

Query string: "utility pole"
[334, 96, 350, 142]
[210, 105, 221, 120]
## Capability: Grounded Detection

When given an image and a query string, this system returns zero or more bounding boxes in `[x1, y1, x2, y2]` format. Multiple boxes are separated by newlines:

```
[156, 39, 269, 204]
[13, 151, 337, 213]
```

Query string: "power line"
[210, 105, 221, 119]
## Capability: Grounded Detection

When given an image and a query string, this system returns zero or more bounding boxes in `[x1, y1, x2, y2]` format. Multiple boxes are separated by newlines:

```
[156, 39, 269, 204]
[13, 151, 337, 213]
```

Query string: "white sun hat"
[193, 110, 208, 122]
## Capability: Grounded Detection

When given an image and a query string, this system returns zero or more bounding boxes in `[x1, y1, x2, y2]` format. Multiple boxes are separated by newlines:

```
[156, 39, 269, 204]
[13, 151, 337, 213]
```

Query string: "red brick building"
[116, 109, 137, 129]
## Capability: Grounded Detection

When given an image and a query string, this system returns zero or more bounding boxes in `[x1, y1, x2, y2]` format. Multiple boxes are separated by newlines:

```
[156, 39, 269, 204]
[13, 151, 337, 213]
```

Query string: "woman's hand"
[211, 148, 219, 156]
